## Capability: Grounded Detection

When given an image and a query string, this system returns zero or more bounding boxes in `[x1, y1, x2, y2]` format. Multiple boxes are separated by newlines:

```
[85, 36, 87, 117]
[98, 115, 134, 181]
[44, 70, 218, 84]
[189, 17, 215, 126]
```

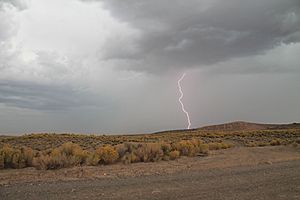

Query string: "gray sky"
[0, 0, 299, 134]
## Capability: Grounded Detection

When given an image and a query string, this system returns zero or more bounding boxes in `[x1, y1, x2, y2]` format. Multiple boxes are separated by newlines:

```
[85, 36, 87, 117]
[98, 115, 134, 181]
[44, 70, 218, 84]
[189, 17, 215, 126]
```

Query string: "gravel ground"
[1, 159, 300, 200]
[1, 146, 300, 200]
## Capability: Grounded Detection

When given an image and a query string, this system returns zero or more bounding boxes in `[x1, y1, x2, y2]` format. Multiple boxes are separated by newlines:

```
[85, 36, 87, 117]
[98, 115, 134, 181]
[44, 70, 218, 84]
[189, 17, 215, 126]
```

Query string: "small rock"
[152, 190, 161, 194]
[265, 161, 272, 165]
[71, 189, 76, 192]
[197, 153, 207, 157]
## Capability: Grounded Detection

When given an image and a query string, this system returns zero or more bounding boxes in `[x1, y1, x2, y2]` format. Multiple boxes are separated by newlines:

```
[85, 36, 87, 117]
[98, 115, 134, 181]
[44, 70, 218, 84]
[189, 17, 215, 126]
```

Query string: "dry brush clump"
[270, 139, 284, 146]
[0, 144, 34, 169]
[115, 142, 164, 164]
[208, 142, 233, 150]
[1, 129, 299, 150]
[0, 139, 234, 170]
[33, 142, 88, 170]
[169, 150, 180, 160]
[172, 139, 209, 156]
[245, 138, 286, 147]
[96, 145, 119, 164]
[2, 128, 299, 170]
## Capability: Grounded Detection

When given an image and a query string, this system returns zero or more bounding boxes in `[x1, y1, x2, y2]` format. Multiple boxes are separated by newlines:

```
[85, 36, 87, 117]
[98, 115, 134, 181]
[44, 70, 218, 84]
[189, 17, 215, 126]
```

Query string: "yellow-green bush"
[0, 144, 34, 169]
[169, 150, 180, 160]
[21, 147, 34, 167]
[33, 154, 52, 170]
[1, 139, 233, 170]
[208, 142, 232, 150]
[86, 152, 100, 166]
[0, 152, 3, 169]
[171, 139, 211, 156]
[139, 143, 164, 162]
[198, 143, 209, 154]
[115, 143, 140, 164]
[161, 143, 172, 156]
[270, 139, 282, 146]
[115, 143, 135, 158]
[33, 142, 88, 169]
[96, 145, 119, 164]
[172, 140, 193, 156]
[0, 144, 14, 169]
[11, 150, 25, 168]
[121, 152, 137, 164]
[117, 143, 164, 163]
[172, 139, 204, 156]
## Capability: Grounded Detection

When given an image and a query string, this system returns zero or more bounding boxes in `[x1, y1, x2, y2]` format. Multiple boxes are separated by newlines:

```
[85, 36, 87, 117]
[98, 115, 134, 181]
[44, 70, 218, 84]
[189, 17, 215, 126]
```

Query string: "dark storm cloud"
[0, 80, 99, 111]
[0, 2, 109, 112]
[83, 0, 300, 72]
[0, 0, 299, 134]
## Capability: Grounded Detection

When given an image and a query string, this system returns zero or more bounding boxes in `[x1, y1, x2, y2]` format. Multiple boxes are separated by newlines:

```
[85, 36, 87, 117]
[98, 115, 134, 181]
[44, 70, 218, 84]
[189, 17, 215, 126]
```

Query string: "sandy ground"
[0, 146, 300, 199]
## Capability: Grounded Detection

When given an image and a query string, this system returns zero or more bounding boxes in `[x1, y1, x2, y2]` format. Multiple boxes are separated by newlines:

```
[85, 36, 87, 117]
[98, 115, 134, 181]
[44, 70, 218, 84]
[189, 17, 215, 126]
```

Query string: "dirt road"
[1, 146, 300, 200]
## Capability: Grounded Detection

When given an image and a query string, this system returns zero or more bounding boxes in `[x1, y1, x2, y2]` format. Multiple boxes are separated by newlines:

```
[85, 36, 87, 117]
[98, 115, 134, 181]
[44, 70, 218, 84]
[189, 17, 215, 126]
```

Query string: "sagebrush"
[0, 139, 233, 170]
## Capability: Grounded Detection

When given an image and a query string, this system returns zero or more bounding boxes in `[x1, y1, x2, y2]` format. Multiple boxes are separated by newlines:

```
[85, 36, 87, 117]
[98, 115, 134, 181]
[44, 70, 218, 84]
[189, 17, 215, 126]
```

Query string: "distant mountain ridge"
[198, 121, 300, 131]
[154, 121, 300, 134]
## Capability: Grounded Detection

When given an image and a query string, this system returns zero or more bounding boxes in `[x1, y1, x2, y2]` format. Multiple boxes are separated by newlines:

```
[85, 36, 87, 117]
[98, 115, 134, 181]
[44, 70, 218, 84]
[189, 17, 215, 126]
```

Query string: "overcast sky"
[0, 0, 299, 134]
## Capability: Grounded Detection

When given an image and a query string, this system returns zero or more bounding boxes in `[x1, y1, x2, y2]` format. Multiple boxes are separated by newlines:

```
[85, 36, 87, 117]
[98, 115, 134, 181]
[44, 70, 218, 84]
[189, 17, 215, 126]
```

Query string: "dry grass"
[1, 129, 299, 151]
[32, 142, 88, 170]
[0, 139, 233, 170]
[169, 150, 180, 160]
[208, 142, 233, 150]
[0, 128, 299, 170]
[172, 139, 209, 156]
[0, 144, 34, 169]
[96, 145, 118, 164]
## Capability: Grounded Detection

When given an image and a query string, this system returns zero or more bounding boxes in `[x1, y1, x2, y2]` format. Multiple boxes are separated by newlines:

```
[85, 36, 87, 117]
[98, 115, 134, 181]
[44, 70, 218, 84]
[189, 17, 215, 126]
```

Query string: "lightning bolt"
[177, 73, 191, 129]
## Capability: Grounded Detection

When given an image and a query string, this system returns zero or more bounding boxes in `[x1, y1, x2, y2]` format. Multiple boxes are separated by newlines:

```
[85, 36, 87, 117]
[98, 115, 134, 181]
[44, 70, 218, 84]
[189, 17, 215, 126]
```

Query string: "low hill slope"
[153, 121, 300, 135]
[199, 121, 300, 131]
